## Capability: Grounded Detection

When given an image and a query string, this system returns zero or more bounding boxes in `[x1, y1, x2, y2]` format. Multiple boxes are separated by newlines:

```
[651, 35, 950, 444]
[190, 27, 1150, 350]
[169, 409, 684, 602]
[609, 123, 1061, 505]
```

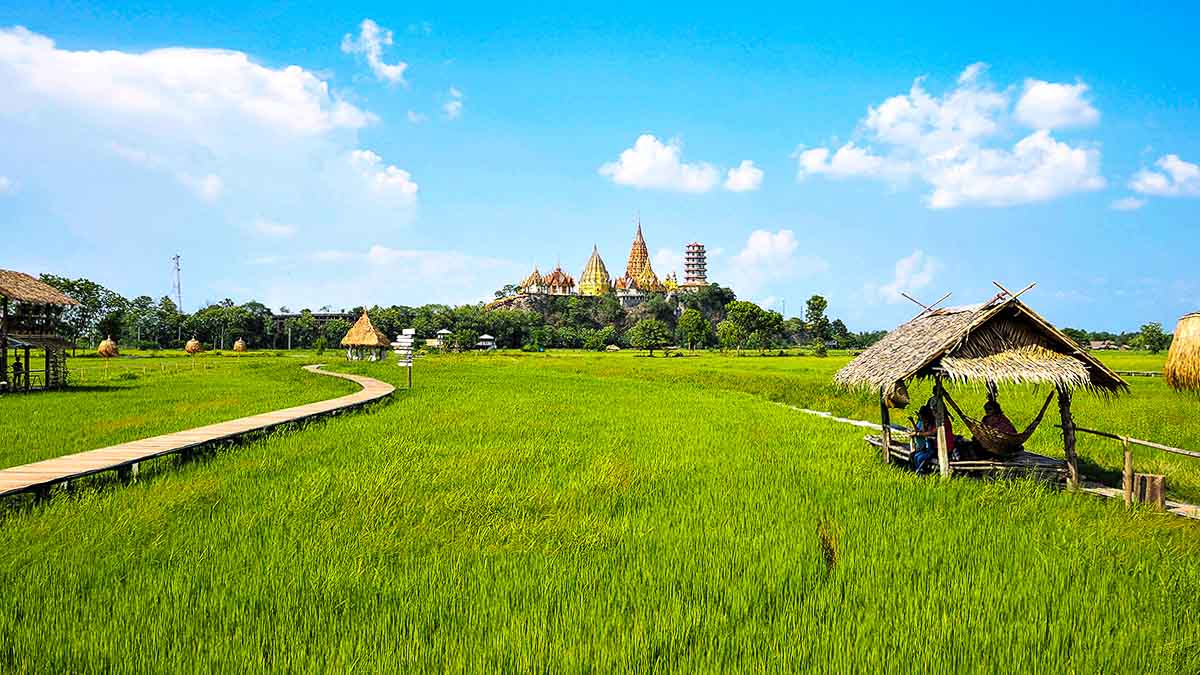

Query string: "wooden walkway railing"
[1066, 425, 1200, 515]
[0, 365, 394, 499]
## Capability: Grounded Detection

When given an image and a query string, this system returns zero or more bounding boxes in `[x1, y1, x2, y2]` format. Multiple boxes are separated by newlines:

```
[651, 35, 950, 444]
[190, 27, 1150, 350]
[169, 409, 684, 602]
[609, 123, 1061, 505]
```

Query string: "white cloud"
[0, 176, 11, 194]
[0, 26, 374, 135]
[599, 135, 720, 193]
[874, 250, 939, 304]
[925, 130, 1104, 209]
[653, 248, 684, 277]
[725, 229, 828, 296]
[1015, 79, 1099, 130]
[407, 110, 427, 124]
[1130, 154, 1200, 197]
[1110, 196, 1145, 211]
[341, 19, 408, 85]
[796, 63, 1105, 208]
[443, 87, 463, 120]
[252, 218, 296, 238]
[724, 160, 764, 192]
[349, 149, 419, 202]
[0, 26, 417, 246]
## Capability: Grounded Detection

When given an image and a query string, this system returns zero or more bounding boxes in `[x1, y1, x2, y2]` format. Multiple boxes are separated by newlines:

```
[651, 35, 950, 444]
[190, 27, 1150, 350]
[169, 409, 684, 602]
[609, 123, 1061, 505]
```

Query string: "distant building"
[1089, 340, 1119, 351]
[477, 334, 496, 350]
[683, 241, 707, 290]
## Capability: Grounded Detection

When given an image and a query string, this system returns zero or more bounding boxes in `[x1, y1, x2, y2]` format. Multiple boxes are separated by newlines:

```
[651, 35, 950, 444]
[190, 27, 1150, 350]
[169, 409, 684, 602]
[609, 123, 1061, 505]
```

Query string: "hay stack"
[97, 336, 119, 358]
[1164, 312, 1200, 391]
[233, 337, 248, 353]
[185, 337, 203, 355]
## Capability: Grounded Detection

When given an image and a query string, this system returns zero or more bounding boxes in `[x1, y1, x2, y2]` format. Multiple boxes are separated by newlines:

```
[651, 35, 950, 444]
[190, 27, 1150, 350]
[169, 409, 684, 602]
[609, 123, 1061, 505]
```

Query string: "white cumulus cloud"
[341, 19, 408, 85]
[796, 63, 1105, 208]
[1015, 79, 1100, 130]
[725, 229, 828, 297]
[874, 250, 939, 304]
[0, 176, 11, 194]
[0, 26, 417, 248]
[599, 135, 720, 193]
[349, 149, 419, 202]
[407, 110, 427, 124]
[724, 160, 764, 192]
[653, 248, 684, 277]
[1130, 154, 1200, 197]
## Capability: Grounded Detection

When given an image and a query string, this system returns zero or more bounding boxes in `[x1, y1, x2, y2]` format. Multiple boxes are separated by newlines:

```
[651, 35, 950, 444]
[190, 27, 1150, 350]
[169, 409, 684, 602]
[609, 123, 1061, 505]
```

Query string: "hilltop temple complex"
[512, 222, 708, 307]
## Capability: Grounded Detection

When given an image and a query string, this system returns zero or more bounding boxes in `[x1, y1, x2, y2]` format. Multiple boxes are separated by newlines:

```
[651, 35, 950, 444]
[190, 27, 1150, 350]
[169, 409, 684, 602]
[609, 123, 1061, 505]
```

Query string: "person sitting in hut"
[12, 358, 22, 383]
[909, 404, 956, 474]
[981, 400, 1017, 435]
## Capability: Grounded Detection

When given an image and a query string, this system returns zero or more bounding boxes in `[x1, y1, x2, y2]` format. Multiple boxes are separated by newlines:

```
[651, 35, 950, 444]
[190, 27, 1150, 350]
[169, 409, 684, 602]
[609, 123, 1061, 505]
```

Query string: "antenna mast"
[171, 254, 183, 341]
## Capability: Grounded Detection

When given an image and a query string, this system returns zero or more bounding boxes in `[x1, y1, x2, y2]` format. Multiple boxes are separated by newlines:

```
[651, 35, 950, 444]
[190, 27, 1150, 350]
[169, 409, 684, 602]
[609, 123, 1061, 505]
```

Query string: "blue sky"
[1, 1, 1197, 330]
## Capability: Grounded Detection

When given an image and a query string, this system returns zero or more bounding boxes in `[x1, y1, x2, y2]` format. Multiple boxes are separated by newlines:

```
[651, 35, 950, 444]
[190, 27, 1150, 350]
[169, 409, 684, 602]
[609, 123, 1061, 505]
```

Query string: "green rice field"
[0, 350, 1198, 671]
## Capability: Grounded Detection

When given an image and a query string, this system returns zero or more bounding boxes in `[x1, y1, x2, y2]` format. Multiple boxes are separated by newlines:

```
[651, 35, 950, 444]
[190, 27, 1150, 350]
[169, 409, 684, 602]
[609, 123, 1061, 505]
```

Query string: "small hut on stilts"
[834, 285, 1127, 486]
[0, 270, 80, 393]
[340, 311, 391, 362]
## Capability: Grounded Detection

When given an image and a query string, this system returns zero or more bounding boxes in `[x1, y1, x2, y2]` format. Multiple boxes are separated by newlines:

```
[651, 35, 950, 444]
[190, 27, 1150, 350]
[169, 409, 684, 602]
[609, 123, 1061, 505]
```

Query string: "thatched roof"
[0, 270, 80, 306]
[835, 295, 1126, 395]
[341, 311, 390, 348]
[1164, 312, 1200, 392]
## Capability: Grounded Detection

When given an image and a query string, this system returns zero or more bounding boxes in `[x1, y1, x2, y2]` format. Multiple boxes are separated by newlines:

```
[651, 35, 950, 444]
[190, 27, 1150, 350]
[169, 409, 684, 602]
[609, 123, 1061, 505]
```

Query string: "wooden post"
[1122, 438, 1133, 508]
[1133, 473, 1166, 511]
[1057, 385, 1079, 489]
[0, 296, 7, 390]
[24, 346, 30, 391]
[879, 387, 892, 464]
[934, 375, 950, 477]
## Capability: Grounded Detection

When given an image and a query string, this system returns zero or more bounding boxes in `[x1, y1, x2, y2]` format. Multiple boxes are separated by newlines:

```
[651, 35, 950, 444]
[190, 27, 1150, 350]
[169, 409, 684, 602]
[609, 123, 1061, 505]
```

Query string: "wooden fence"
[1067, 425, 1200, 508]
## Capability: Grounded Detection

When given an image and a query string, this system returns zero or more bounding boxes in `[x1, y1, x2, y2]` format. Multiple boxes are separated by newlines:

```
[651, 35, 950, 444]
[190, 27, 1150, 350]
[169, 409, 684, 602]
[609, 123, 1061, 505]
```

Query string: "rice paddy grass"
[0, 350, 1198, 671]
[0, 351, 354, 468]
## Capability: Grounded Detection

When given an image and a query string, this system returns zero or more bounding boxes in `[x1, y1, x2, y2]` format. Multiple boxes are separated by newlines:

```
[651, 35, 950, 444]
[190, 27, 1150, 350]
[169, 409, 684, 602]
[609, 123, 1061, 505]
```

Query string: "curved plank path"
[0, 364, 394, 499]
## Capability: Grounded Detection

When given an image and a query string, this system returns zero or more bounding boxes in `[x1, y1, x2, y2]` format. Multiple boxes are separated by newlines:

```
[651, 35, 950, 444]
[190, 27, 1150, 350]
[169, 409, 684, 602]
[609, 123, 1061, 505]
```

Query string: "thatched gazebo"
[341, 311, 391, 362]
[0, 269, 80, 392]
[1164, 312, 1200, 392]
[835, 291, 1127, 485]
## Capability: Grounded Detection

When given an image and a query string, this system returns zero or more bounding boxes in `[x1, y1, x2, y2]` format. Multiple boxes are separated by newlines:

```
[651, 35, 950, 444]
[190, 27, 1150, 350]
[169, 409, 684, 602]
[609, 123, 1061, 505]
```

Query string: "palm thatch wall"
[835, 296, 1126, 397]
[1164, 312, 1200, 391]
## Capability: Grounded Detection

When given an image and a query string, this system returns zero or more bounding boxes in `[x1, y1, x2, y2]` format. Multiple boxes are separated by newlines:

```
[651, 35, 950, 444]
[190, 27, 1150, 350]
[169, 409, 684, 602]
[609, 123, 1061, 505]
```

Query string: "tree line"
[35, 275, 888, 353]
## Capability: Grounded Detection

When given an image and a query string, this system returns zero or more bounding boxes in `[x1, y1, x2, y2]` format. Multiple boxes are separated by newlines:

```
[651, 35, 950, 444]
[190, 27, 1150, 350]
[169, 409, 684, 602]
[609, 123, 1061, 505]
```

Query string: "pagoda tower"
[578, 245, 612, 296]
[684, 242, 707, 289]
[623, 221, 662, 291]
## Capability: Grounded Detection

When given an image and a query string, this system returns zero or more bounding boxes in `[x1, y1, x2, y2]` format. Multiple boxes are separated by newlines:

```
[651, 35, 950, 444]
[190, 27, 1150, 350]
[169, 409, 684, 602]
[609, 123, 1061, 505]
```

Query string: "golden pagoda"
[663, 272, 679, 292]
[623, 221, 663, 292]
[578, 245, 611, 296]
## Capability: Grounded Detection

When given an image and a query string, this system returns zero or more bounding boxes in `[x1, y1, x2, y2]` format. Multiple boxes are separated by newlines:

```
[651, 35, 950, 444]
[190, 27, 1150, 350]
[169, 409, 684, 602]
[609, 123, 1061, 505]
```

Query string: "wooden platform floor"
[0, 364, 395, 498]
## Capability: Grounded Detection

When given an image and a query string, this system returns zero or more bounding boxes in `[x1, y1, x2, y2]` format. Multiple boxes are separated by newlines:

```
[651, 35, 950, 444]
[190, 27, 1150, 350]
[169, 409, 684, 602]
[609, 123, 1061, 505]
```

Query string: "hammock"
[941, 390, 1056, 457]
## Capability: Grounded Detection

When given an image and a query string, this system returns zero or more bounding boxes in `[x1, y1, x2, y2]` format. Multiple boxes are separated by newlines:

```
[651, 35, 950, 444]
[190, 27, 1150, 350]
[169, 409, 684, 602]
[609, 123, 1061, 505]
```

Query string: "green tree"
[627, 318, 671, 356]
[716, 319, 745, 354]
[1139, 322, 1171, 353]
[805, 295, 831, 343]
[676, 308, 712, 350]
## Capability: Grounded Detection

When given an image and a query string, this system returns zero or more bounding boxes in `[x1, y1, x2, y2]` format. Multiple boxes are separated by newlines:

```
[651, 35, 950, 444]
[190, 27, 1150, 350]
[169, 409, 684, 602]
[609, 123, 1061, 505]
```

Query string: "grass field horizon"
[1, 350, 1198, 671]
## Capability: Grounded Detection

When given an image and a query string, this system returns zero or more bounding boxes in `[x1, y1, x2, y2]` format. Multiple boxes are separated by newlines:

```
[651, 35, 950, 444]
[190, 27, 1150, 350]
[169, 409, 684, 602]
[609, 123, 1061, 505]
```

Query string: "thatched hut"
[1164, 312, 1200, 392]
[233, 337, 248, 353]
[0, 269, 79, 392]
[185, 337, 203, 355]
[341, 311, 391, 361]
[835, 292, 1126, 484]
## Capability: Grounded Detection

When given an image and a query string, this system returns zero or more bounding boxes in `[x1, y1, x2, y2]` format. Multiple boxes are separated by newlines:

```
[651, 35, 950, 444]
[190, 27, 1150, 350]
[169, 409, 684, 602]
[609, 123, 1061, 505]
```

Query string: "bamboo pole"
[1123, 438, 1133, 508]
[880, 387, 892, 464]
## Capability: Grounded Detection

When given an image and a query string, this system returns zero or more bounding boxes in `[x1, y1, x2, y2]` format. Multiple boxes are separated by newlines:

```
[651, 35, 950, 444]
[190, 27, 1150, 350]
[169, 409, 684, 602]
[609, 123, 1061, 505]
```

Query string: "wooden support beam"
[1122, 438, 1133, 508]
[934, 375, 950, 477]
[0, 295, 7, 390]
[1133, 473, 1166, 511]
[1057, 385, 1079, 489]
[879, 388, 892, 465]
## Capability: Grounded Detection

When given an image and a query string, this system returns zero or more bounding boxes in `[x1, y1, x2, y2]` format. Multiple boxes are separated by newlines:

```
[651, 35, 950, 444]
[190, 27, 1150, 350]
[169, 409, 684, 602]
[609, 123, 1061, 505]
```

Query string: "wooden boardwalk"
[0, 365, 395, 499]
